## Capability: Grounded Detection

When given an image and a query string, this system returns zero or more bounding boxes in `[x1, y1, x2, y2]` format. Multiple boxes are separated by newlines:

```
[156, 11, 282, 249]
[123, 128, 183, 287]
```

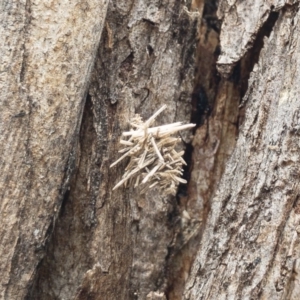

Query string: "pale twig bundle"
[110, 105, 195, 195]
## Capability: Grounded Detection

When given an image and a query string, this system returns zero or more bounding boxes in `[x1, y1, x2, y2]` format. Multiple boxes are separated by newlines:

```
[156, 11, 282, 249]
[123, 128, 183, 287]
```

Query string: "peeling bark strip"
[184, 3, 300, 299]
[0, 1, 108, 299]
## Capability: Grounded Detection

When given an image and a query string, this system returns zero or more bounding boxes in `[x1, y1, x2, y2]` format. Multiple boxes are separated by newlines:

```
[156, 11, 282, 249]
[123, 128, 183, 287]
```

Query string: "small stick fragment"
[138, 149, 148, 167]
[150, 137, 164, 162]
[171, 149, 185, 159]
[174, 176, 187, 184]
[145, 104, 167, 126]
[110, 144, 140, 168]
[110, 105, 194, 194]
[134, 175, 140, 188]
[120, 140, 134, 146]
[140, 157, 155, 169]
[149, 181, 159, 188]
[122, 122, 185, 137]
[118, 147, 131, 153]
[142, 163, 162, 183]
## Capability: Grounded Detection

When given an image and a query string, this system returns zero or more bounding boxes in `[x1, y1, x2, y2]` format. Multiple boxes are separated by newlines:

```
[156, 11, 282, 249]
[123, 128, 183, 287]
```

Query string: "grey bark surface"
[217, 0, 298, 76]
[29, 1, 199, 299]
[184, 1, 300, 299]
[167, 1, 244, 298]
[2, 0, 300, 299]
[0, 0, 108, 299]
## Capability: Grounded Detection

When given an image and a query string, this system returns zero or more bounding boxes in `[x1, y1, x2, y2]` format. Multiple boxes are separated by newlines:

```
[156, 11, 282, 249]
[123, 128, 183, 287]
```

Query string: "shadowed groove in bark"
[176, 85, 211, 206]
[167, 2, 280, 300]
[167, 1, 221, 298]
[182, 3, 300, 299]
[239, 10, 279, 97]
[176, 0, 219, 205]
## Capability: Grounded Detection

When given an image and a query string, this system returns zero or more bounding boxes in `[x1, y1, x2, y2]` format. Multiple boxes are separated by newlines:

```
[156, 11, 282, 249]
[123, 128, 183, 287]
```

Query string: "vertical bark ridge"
[184, 4, 300, 299]
[0, 1, 109, 298]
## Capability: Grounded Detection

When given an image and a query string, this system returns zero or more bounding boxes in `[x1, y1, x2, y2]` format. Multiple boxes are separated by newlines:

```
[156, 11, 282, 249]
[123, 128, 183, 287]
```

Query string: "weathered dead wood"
[184, 3, 300, 299]
[0, 1, 108, 298]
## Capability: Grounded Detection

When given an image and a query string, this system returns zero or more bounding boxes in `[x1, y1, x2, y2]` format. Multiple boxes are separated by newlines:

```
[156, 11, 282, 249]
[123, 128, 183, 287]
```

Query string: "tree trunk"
[0, 1, 108, 299]
[29, 1, 199, 299]
[184, 1, 300, 299]
[1, 0, 300, 299]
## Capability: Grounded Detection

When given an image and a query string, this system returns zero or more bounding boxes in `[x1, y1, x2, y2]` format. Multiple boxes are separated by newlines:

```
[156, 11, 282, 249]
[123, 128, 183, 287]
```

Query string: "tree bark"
[2, 0, 300, 299]
[24, 0, 199, 299]
[0, 0, 108, 299]
[184, 1, 300, 299]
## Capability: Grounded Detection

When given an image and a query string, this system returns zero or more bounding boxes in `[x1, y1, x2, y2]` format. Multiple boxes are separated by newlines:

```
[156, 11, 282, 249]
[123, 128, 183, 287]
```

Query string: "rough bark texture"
[28, 1, 199, 299]
[217, 0, 297, 76]
[184, 1, 300, 299]
[2, 0, 300, 299]
[167, 0, 258, 297]
[0, 1, 108, 299]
